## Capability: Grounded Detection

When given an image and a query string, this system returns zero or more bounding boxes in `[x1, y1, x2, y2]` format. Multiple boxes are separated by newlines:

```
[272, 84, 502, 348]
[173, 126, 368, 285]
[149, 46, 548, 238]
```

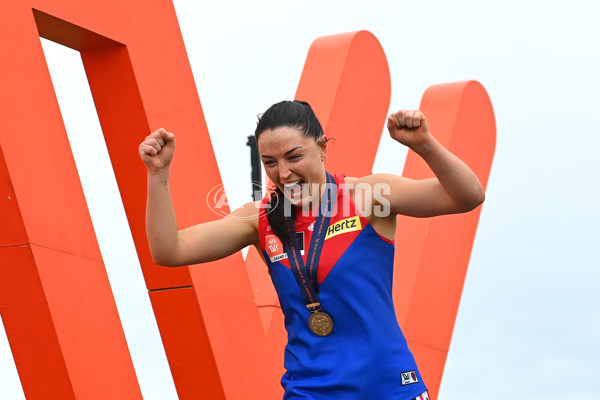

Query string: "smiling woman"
[138, 99, 484, 399]
[255, 101, 330, 242]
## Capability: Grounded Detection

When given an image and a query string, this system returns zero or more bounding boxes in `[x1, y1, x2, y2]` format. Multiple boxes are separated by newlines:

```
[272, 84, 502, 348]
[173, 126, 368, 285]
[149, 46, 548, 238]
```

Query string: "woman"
[139, 100, 484, 400]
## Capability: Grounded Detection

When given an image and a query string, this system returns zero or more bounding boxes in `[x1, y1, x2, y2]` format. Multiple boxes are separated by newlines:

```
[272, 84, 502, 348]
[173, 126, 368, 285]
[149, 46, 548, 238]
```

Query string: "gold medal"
[308, 311, 334, 336]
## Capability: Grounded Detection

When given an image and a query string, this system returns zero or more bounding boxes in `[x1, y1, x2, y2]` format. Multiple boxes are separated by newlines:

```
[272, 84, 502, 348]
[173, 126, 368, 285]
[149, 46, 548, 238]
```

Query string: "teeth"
[283, 181, 304, 198]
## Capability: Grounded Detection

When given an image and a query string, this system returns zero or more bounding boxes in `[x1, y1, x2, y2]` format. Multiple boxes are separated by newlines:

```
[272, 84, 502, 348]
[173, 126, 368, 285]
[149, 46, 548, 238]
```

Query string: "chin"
[279, 181, 321, 213]
[280, 191, 316, 210]
[296, 196, 322, 213]
[283, 193, 305, 206]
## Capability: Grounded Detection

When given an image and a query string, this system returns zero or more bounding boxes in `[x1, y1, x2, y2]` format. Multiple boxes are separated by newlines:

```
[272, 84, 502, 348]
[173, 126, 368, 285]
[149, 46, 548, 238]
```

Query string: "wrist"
[147, 168, 170, 184]
[409, 135, 438, 157]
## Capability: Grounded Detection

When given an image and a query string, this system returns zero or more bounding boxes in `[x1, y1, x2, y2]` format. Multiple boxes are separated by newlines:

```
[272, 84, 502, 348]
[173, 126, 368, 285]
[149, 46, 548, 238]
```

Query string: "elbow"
[472, 191, 486, 210]
[150, 251, 181, 268]
[475, 184, 486, 206]
[448, 182, 485, 214]
[147, 233, 185, 267]
[461, 186, 486, 212]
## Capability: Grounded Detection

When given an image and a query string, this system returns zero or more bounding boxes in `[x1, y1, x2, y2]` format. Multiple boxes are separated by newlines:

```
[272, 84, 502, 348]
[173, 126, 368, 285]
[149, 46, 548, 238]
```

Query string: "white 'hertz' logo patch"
[325, 216, 362, 240]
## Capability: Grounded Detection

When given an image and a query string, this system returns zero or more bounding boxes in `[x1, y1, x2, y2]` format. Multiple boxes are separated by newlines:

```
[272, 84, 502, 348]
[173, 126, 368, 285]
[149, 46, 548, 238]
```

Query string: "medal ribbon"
[283, 172, 336, 313]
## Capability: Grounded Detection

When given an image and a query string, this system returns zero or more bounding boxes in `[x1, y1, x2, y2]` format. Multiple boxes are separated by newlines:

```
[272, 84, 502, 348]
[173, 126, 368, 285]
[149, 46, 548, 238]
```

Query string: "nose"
[278, 161, 292, 181]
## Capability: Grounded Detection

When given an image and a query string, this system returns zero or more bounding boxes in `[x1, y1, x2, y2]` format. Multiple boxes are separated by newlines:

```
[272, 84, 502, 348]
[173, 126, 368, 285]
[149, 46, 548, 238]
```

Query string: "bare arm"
[139, 129, 258, 267]
[353, 110, 484, 219]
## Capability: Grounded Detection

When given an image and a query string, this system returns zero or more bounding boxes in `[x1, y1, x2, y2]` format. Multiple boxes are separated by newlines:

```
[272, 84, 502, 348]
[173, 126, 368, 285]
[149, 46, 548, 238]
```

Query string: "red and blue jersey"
[259, 174, 428, 400]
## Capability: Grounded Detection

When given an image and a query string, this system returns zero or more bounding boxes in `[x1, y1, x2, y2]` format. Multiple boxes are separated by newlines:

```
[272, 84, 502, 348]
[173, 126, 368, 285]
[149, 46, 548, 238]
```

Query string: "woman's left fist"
[387, 110, 432, 151]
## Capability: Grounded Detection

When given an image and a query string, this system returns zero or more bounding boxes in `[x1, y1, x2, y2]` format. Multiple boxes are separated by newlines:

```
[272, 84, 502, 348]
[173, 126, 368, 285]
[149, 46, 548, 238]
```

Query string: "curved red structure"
[0, 1, 495, 398]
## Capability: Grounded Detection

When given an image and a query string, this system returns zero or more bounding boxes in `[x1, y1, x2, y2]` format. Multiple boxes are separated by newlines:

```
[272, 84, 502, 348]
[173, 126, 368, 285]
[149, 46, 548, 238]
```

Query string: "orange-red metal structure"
[0, 1, 495, 399]
[395, 81, 496, 398]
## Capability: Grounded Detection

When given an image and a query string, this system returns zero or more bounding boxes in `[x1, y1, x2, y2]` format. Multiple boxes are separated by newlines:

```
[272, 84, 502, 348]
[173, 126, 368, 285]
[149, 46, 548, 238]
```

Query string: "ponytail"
[266, 188, 294, 245]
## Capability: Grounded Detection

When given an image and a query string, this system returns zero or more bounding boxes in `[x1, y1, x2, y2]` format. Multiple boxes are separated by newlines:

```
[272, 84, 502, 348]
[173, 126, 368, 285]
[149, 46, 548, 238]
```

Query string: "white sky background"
[1, 0, 600, 399]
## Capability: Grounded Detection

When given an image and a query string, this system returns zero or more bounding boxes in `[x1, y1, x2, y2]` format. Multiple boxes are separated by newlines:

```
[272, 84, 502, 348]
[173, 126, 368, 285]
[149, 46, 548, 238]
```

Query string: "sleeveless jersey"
[258, 173, 428, 400]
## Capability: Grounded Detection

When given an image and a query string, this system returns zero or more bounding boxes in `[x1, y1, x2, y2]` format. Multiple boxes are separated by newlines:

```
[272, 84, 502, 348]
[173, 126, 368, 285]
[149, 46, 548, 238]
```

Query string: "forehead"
[257, 127, 316, 155]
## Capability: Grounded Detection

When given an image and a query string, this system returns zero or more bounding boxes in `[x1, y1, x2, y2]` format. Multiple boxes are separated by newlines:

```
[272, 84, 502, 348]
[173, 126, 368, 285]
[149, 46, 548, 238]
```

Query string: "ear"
[320, 135, 328, 161]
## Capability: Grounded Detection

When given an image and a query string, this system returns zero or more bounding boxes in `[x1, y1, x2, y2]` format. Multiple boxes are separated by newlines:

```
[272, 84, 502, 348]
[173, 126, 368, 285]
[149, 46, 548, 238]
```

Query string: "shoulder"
[231, 200, 262, 216]
[350, 173, 408, 186]
[342, 173, 410, 197]
[226, 200, 262, 230]
[333, 173, 402, 187]
[340, 174, 398, 239]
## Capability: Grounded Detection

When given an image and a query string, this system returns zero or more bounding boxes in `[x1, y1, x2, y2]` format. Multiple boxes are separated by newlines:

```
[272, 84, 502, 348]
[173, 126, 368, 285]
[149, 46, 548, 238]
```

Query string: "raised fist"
[387, 110, 432, 151]
[138, 128, 176, 174]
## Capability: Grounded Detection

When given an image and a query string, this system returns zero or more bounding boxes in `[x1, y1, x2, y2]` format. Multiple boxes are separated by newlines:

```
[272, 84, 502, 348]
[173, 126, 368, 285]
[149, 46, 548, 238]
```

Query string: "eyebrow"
[260, 146, 303, 159]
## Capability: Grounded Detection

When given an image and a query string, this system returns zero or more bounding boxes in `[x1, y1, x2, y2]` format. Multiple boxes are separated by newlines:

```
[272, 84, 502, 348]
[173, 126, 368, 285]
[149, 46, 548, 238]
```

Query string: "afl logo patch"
[265, 235, 286, 262]
[265, 233, 305, 263]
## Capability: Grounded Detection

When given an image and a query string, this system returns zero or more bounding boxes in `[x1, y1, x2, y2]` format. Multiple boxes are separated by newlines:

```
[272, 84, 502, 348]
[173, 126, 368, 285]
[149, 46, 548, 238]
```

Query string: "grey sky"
[1, 0, 599, 399]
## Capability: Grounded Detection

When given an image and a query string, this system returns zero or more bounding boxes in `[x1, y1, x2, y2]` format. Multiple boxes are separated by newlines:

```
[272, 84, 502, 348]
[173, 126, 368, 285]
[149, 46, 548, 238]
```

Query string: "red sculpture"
[0, 1, 495, 398]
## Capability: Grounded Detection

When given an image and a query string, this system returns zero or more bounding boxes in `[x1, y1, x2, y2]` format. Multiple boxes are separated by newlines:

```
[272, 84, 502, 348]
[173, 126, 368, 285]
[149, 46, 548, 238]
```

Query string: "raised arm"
[353, 110, 484, 220]
[387, 109, 484, 217]
[139, 129, 259, 267]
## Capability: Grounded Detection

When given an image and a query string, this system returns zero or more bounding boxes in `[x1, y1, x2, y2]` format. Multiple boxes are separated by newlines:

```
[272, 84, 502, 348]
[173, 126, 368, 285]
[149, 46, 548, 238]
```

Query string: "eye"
[288, 154, 302, 161]
[263, 160, 276, 167]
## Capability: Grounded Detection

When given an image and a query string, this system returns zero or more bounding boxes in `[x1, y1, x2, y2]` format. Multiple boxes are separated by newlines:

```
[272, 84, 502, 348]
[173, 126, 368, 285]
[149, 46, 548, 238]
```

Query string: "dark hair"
[255, 100, 324, 142]
[255, 100, 325, 244]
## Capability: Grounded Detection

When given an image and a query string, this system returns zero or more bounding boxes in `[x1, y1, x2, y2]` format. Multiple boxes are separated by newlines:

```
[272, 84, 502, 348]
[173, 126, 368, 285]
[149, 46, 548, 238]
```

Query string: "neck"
[299, 171, 332, 214]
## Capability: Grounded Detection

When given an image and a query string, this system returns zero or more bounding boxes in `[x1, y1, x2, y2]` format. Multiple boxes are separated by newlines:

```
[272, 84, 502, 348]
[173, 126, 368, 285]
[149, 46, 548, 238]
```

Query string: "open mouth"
[283, 180, 306, 199]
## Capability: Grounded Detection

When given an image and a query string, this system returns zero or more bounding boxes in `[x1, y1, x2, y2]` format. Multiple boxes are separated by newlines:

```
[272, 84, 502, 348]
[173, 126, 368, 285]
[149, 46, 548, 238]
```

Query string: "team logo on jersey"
[325, 216, 362, 240]
[265, 233, 305, 262]
[265, 235, 285, 262]
[400, 371, 419, 386]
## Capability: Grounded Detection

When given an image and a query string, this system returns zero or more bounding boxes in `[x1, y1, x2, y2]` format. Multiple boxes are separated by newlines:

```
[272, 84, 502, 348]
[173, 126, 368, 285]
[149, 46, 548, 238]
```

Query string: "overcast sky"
[1, 1, 599, 399]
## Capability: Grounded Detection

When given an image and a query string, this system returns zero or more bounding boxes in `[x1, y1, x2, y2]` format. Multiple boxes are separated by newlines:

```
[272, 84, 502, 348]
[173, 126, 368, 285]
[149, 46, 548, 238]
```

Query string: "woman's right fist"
[139, 128, 176, 173]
